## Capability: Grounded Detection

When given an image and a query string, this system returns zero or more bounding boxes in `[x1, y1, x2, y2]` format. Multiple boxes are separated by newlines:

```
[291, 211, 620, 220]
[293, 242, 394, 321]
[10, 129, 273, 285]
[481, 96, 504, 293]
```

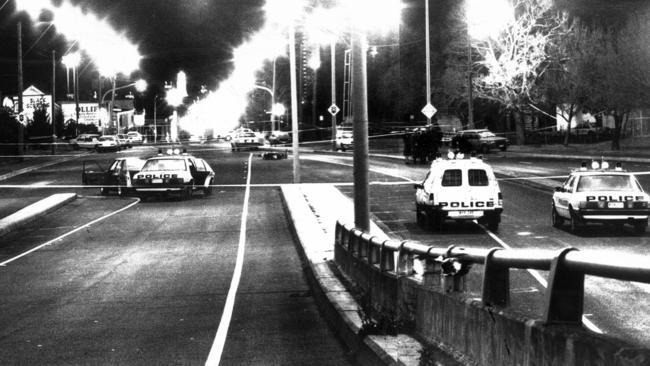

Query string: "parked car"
[335, 128, 353, 151]
[231, 132, 263, 151]
[126, 131, 144, 145]
[268, 130, 292, 145]
[82, 157, 146, 196]
[96, 135, 121, 152]
[455, 129, 508, 153]
[132, 149, 215, 199]
[69, 134, 101, 150]
[116, 134, 132, 148]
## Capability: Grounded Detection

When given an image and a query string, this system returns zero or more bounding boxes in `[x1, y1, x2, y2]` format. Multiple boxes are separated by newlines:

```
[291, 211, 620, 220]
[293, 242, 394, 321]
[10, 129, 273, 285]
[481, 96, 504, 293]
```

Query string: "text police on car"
[414, 151, 503, 231]
[552, 160, 650, 234]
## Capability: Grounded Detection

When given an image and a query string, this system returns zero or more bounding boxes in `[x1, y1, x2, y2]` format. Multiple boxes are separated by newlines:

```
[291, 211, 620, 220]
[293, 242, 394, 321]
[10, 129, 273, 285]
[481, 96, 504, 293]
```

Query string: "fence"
[334, 220, 650, 365]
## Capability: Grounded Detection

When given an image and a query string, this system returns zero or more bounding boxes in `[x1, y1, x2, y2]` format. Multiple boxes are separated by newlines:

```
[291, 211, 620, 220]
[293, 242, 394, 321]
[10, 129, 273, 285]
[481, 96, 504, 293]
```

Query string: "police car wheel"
[487, 218, 499, 232]
[569, 207, 581, 233]
[416, 208, 425, 227]
[551, 205, 563, 228]
[429, 213, 443, 232]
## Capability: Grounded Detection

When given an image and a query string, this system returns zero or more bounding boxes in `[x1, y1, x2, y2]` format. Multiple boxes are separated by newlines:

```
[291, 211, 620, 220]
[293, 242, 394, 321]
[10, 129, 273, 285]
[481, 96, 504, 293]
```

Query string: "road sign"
[421, 103, 437, 119]
[328, 104, 340, 116]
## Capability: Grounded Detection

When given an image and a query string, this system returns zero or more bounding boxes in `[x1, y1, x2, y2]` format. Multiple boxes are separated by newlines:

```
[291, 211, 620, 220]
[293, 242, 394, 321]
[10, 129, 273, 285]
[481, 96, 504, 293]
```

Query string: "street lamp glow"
[467, 0, 514, 39]
[264, 0, 305, 26]
[61, 52, 81, 69]
[271, 103, 286, 116]
[343, 0, 403, 33]
[308, 51, 321, 70]
[166, 88, 184, 107]
[134, 79, 147, 93]
[18, 0, 142, 77]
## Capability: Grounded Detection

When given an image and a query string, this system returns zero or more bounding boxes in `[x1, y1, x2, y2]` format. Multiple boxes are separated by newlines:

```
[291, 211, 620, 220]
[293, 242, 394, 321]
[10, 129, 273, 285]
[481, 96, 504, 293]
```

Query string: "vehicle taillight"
[634, 201, 648, 208]
[498, 192, 503, 206]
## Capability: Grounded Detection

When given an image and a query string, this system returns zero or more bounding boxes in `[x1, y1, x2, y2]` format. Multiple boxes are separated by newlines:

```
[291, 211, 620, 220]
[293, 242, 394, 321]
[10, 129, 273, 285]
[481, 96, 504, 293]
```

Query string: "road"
[0, 139, 649, 365]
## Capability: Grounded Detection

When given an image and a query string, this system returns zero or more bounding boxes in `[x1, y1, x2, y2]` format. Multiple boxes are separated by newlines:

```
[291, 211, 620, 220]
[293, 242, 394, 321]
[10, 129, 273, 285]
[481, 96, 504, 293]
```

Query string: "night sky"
[0, 0, 645, 107]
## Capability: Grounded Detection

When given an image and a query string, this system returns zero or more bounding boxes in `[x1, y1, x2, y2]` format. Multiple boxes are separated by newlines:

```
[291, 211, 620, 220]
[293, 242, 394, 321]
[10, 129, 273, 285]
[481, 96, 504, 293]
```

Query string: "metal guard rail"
[334, 220, 650, 325]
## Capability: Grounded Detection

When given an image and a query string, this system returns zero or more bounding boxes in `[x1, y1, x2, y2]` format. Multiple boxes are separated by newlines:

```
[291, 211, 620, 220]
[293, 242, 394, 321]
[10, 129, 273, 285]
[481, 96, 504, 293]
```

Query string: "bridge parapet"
[334, 220, 650, 365]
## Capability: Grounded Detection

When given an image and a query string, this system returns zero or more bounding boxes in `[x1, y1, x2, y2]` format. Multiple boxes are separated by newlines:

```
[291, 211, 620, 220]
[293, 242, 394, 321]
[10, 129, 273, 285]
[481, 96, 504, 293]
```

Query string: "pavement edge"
[0, 193, 77, 238]
[279, 184, 423, 366]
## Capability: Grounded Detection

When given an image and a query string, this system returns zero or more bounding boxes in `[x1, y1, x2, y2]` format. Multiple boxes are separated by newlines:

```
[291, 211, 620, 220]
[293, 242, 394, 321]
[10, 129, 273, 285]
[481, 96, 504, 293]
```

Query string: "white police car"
[552, 160, 650, 234]
[414, 152, 503, 231]
[132, 148, 214, 199]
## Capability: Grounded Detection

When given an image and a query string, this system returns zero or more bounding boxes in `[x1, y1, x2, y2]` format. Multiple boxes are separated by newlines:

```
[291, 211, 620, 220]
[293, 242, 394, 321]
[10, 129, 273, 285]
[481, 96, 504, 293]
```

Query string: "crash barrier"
[334, 220, 650, 365]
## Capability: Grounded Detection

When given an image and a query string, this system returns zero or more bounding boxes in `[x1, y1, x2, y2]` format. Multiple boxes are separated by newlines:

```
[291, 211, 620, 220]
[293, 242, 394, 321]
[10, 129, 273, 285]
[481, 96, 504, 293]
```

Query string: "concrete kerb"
[280, 184, 423, 366]
[0, 153, 89, 182]
[0, 193, 77, 238]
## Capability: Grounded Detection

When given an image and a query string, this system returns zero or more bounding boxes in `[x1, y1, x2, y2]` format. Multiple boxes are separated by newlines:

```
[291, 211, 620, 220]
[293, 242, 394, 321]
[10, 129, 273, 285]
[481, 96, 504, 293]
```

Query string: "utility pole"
[331, 40, 337, 151]
[153, 95, 157, 143]
[425, 0, 431, 125]
[97, 74, 102, 134]
[351, 26, 369, 232]
[74, 63, 80, 134]
[17, 21, 24, 160]
[110, 76, 116, 133]
[51, 50, 56, 155]
[289, 21, 301, 183]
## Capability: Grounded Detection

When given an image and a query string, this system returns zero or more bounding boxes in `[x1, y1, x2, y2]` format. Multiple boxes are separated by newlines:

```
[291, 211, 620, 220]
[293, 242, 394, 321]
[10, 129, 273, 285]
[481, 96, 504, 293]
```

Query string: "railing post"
[396, 241, 413, 276]
[423, 248, 441, 287]
[481, 248, 510, 307]
[380, 240, 396, 273]
[543, 247, 584, 325]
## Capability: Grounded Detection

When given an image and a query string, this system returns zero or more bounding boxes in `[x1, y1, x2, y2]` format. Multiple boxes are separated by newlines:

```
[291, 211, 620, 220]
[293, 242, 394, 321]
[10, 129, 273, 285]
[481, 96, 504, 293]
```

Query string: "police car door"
[554, 175, 575, 218]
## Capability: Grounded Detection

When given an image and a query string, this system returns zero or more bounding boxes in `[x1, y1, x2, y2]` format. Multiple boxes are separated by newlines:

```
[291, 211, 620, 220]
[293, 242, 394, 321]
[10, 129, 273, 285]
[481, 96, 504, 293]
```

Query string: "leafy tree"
[471, 0, 568, 144]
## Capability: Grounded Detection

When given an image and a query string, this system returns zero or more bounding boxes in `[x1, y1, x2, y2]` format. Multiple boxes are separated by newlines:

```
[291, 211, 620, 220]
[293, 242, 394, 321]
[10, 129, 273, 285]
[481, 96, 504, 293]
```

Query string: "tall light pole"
[289, 21, 301, 184]
[425, 0, 432, 125]
[17, 21, 24, 159]
[330, 39, 337, 151]
[351, 26, 369, 231]
[271, 58, 276, 131]
[51, 50, 56, 155]
[62, 52, 81, 135]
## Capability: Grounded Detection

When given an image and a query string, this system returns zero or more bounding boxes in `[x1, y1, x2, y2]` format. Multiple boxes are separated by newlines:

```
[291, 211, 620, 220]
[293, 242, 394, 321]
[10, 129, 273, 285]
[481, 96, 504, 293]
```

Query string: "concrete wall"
[336, 243, 650, 366]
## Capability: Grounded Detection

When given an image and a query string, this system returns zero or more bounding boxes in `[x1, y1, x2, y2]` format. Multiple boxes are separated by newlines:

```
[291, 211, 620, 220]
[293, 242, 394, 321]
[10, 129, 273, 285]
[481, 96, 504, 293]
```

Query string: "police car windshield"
[141, 159, 187, 172]
[576, 175, 634, 192]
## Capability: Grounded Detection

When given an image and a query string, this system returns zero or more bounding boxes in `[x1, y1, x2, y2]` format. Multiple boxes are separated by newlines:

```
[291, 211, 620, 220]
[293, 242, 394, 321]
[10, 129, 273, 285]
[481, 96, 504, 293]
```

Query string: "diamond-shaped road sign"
[421, 103, 437, 119]
[328, 103, 340, 116]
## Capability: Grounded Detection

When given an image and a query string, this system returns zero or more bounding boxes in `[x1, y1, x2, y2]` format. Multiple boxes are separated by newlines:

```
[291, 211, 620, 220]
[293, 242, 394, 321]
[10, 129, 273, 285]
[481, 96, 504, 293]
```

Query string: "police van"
[551, 160, 650, 234]
[414, 152, 503, 231]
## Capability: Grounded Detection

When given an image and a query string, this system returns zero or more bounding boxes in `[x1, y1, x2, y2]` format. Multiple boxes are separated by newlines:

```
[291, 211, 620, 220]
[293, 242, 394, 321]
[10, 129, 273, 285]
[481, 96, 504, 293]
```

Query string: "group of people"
[403, 125, 475, 164]
[402, 126, 443, 164]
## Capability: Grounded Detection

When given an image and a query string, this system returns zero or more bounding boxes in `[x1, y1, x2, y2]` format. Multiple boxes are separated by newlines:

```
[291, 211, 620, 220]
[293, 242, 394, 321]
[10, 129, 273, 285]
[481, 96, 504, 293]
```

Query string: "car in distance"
[82, 157, 146, 196]
[132, 149, 215, 199]
[126, 131, 144, 145]
[456, 129, 508, 154]
[116, 134, 132, 148]
[231, 132, 263, 151]
[414, 152, 503, 231]
[335, 128, 353, 151]
[96, 135, 121, 152]
[69, 133, 101, 150]
[268, 130, 291, 145]
[551, 160, 650, 234]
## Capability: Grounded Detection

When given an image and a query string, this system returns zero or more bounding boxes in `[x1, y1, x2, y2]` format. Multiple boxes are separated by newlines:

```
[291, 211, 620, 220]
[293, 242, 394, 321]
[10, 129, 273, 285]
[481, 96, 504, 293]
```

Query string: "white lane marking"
[29, 181, 52, 187]
[479, 223, 603, 334]
[205, 153, 253, 366]
[0, 198, 140, 267]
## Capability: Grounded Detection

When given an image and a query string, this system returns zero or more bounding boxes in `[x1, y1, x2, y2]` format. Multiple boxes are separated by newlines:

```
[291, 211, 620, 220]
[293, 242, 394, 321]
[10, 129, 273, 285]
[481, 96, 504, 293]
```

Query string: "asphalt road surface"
[0, 139, 649, 365]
